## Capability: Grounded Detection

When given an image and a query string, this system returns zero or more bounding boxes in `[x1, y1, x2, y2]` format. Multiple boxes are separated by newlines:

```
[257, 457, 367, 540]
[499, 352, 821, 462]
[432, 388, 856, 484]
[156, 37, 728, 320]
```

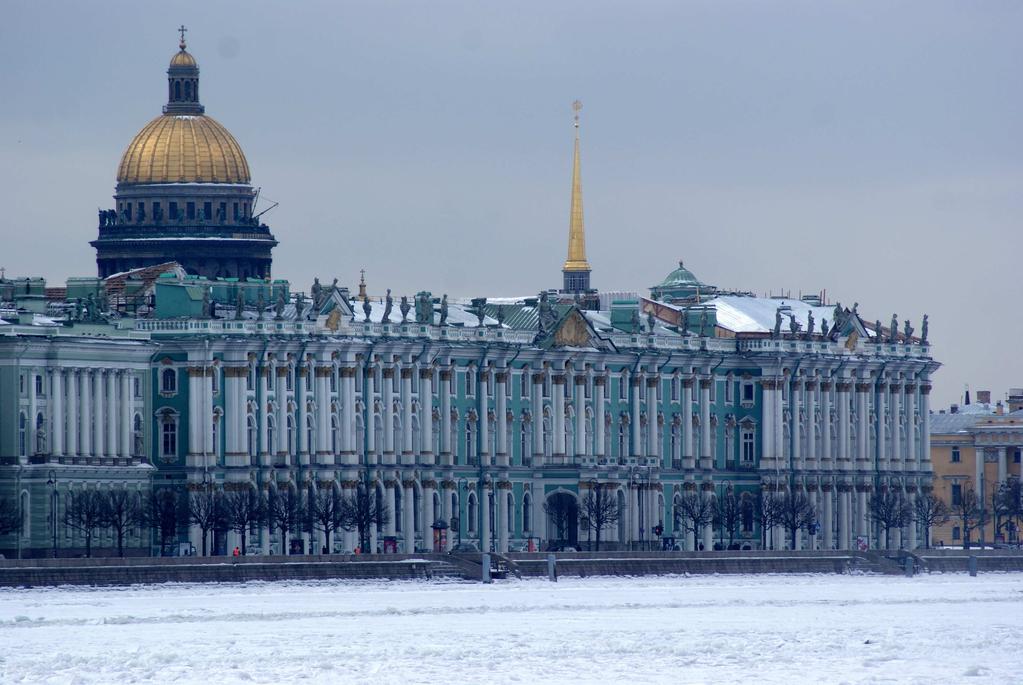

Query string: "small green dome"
[654, 261, 703, 289]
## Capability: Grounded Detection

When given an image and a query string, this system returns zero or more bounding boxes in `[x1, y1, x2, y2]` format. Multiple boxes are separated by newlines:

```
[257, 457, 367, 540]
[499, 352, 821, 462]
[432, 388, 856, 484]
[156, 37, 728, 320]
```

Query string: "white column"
[906, 489, 919, 549]
[119, 371, 131, 458]
[531, 371, 545, 462]
[761, 379, 774, 469]
[890, 382, 902, 467]
[420, 368, 434, 463]
[875, 381, 888, 472]
[495, 371, 508, 463]
[401, 366, 413, 459]
[258, 366, 270, 462]
[296, 366, 309, 461]
[805, 380, 817, 471]
[552, 373, 565, 457]
[700, 377, 712, 471]
[808, 487, 818, 550]
[80, 370, 92, 457]
[422, 482, 436, 550]
[403, 479, 415, 552]
[857, 485, 869, 546]
[630, 375, 642, 458]
[106, 370, 117, 458]
[225, 366, 243, 464]
[275, 368, 288, 459]
[822, 484, 834, 550]
[480, 486, 492, 553]
[93, 368, 105, 458]
[50, 369, 64, 456]
[382, 366, 395, 459]
[478, 370, 490, 465]
[646, 376, 659, 458]
[628, 484, 639, 546]
[594, 376, 606, 458]
[920, 383, 932, 470]
[441, 484, 454, 551]
[837, 381, 850, 468]
[838, 486, 850, 550]
[384, 480, 397, 537]
[856, 382, 869, 467]
[66, 369, 79, 457]
[314, 365, 331, 464]
[820, 381, 832, 469]
[440, 368, 452, 464]
[575, 374, 586, 458]
[366, 365, 378, 458]
[497, 484, 510, 553]
[906, 382, 918, 470]
[791, 380, 802, 471]
[682, 378, 695, 469]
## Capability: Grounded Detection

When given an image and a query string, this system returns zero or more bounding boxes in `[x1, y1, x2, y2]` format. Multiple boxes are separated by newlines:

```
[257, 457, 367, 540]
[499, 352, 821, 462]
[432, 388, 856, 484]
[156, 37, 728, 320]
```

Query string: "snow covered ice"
[1, 573, 1021, 684]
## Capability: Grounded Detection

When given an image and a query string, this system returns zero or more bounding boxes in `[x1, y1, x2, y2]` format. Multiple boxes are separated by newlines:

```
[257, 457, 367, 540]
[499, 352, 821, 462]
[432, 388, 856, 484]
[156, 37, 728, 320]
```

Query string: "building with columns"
[0, 32, 939, 557]
[929, 393, 1023, 547]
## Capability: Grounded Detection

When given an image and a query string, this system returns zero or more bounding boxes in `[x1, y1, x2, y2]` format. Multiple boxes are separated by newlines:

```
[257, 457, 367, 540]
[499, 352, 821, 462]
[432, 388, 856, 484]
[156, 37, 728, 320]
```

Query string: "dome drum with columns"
[92, 32, 276, 280]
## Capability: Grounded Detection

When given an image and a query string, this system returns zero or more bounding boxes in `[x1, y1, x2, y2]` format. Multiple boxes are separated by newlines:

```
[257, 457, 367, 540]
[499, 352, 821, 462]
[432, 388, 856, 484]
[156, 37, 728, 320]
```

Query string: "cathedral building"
[91, 30, 277, 280]
[0, 33, 938, 558]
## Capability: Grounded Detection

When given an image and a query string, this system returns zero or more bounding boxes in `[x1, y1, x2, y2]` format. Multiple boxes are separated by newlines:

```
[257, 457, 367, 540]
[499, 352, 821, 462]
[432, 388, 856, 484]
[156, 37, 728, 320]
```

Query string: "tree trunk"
[201, 530, 208, 557]
[241, 529, 247, 555]
[117, 530, 125, 558]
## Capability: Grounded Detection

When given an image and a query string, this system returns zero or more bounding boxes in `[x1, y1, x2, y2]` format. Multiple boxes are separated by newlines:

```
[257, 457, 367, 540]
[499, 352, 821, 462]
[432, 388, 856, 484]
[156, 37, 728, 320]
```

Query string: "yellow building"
[929, 391, 1023, 546]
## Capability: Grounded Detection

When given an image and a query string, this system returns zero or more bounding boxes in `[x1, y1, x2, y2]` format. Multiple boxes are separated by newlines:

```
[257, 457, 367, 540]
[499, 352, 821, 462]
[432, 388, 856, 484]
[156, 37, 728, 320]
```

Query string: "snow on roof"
[708, 295, 838, 335]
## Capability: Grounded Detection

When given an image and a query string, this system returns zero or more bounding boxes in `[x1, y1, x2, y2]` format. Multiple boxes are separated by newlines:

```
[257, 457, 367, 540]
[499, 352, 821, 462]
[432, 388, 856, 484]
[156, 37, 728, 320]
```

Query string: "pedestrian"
[232, 546, 240, 557]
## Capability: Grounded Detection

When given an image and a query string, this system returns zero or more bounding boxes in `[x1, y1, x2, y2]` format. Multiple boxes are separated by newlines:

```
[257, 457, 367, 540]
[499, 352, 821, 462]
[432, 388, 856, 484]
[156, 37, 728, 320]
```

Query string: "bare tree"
[102, 488, 143, 557]
[341, 485, 391, 553]
[674, 491, 714, 549]
[141, 489, 184, 556]
[715, 488, 743, 549]
[223, 489, 267, 555]
[914, 492, 951, 549]
[774, 490, 816, 550]
[756, 491, 783, 549]
[579, 482, 620, 551]
[951, 483, 989, 549]
[868, 489, 912, 550]
[188, 489, 228, 556]
[308, 487, 345, 554]
[992, 478, 1022, 545]
[268, 488, 304, 555]
[0, 496, 21, 536]
[63, 490, 107, 557]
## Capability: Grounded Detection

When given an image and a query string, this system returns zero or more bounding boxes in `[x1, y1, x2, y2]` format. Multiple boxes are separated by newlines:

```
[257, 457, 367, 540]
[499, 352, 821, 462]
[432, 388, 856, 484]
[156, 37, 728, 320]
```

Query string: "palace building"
[0, 34, 939, 558]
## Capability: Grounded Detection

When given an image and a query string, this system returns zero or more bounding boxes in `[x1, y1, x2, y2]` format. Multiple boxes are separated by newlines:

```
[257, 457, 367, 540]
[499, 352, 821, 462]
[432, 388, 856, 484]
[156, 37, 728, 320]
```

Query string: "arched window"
[174, 81, 181, 99]
[523, 493, 532, 532]
[161, 368, 177, 393]
[542, 411, 552, 457]
[617, 422, 625, 460]
[184, 80, 192, 100]
[267, 416, 276, 455]
[161, 418, 177, 458]
[507, 492, 515, 533]
[465, 420, 475, 465]
[330, 415, 338, 454]
[247, 415, 257, 457]
[286, 415, 295, 454]
[520, 420, 530, 466]
[133, 414, 143, 457]
[741, 494, 754, 533]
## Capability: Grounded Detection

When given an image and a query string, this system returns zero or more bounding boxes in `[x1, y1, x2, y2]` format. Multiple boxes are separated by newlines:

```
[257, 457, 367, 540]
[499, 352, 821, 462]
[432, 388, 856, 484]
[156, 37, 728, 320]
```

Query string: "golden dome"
[116, 114, 251, 185]
[170, 48, 197, 67]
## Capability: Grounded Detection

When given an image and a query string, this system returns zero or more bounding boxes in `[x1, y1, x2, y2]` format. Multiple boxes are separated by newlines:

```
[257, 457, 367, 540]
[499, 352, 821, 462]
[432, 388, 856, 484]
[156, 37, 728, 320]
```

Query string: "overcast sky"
[2, 1, 1021, 408]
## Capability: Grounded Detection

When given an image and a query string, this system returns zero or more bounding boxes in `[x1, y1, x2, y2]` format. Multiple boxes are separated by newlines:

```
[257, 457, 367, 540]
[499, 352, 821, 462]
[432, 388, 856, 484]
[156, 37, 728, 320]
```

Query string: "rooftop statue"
[311, 277, 322, 309]
[875, 320, 882, 344]
[821, 318, 828, 336]
[631, 309, 641, 334]
[382, 289, 393, 323]
[700, 309, 708, 337]
[399, 295, 410, 323]
[806, 311, 814, 339]
[471, 297, 487, 327]
[789, 313, 799, 334]
[439, 294, 449, 325]
[538, 292, 558, 333]
[833, 302, 843, 325]
[647, 310, 656, 333]
[274, 290, 285, 320]
[295, 293, 305, 319]
[256, 292, 265, 320]
[921, 314, 929, 343]
[773, 308, 782, 338]
[903, 319, 914, 340]
[890, 314, 898, 342]
[202, 288, 211, 318]
[363, 297, 372, 322]
[414, 291, 432, 324]
[497, 304, 506, 326]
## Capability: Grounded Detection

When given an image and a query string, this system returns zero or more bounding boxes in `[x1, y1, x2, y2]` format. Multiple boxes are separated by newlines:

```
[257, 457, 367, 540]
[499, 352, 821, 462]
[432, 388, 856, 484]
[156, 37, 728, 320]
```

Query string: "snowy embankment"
[0, 573, 1020, 684]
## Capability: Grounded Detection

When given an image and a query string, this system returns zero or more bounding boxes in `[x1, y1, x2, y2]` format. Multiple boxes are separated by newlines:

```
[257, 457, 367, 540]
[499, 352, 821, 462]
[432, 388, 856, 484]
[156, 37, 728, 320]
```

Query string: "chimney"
[996, 401, 1005, 416]
[950, 404, 959, 414]
[977, 390, 991, 405]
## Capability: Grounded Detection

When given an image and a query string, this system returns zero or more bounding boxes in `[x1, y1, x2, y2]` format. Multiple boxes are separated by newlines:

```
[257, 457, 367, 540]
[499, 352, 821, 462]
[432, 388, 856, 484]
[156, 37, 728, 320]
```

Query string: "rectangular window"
[742, 429, 755, 462]
[133, 376, 141, 398]
[212, 370, 219, 395]
[162, 421, 177, 457]
[1014, 449, 1021, 464]
[543, 377, 550, 399]
[19, 374, 24, 394]
[951, 447, 961, 463]
[126, 202, 133, 219]
[203, 201, 212, 219]
[152, 201, 161, 220]
[952, 526, 961, 541]
[619, 375, 627, 401]
[671, 380, 679, 402]
[585, 380, 591, 399]
[743, 383, 754, 403]
[169, 201, 179, 219]
[710, 380, 717, 402]
[35, 375, 43, 396]
[725, 380, 733, 403]
[951, 483, 962, 506]
[219, 202, 227, 221]
[519, 373, 528, 400]
[186, 201, 195, 220]
[233, 202, 240, 220]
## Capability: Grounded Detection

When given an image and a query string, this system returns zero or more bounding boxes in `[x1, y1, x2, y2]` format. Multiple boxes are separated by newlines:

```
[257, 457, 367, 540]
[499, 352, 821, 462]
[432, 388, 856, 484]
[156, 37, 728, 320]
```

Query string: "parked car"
[449, 542, 480, 553]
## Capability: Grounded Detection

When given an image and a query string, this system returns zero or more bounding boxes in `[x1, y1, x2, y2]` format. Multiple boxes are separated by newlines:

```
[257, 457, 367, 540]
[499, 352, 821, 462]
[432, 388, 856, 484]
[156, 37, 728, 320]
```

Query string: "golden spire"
[563, 100, 590, 272]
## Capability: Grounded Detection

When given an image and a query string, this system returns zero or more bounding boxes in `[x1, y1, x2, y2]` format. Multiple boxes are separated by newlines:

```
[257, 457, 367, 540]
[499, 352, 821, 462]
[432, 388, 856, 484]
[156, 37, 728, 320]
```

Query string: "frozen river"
[1, 572, 1021, 684]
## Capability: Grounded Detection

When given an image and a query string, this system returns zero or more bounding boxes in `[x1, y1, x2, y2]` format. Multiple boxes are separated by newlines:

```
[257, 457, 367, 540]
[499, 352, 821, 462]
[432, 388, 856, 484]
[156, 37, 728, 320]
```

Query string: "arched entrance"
[545, 492, 579, 548]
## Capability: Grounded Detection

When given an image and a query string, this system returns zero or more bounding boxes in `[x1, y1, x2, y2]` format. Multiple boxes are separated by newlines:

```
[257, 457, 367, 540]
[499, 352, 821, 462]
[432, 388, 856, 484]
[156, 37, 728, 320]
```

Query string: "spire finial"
[562, 99, 591, 289]
[178, 24, 188, 50]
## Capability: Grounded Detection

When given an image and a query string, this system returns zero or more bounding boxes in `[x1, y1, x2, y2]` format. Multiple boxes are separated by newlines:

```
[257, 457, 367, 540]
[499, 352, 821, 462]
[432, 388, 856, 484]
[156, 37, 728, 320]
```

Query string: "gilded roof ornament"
[563, 100, 590, 273]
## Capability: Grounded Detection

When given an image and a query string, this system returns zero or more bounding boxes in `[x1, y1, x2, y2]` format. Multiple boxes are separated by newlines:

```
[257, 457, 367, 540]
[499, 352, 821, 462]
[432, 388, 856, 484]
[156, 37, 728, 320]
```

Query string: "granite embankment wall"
[1, 549, 1021, 587]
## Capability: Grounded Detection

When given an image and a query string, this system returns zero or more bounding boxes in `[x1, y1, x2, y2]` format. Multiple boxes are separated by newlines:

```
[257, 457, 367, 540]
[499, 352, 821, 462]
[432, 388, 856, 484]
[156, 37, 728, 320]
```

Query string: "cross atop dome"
[178, 24, 188, 50]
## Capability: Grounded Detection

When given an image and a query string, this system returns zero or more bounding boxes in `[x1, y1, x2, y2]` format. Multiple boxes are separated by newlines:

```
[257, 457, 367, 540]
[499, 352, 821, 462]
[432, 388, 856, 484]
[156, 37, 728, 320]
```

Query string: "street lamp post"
[46, 469, 57, 558]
